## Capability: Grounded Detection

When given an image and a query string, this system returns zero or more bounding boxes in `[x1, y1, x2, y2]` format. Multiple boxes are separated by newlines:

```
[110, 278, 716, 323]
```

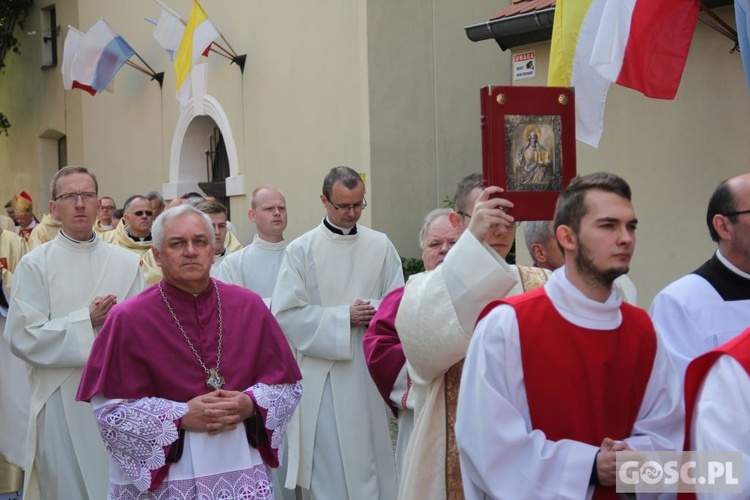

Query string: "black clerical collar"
[323, 217, 357, 235]
[692, 253, 750, 301]
[127, 230, 152, 243]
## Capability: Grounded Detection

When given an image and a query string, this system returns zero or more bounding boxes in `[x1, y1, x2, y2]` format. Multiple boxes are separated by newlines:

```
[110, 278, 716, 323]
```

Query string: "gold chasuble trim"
[444, 265, 548, 499]
[0, 455, 23, 493]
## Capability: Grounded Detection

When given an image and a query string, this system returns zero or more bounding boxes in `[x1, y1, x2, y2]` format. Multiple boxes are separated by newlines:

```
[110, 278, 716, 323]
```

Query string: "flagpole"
[699, 3, 738, 44]
[211, 42, 235, 59]
[125, 59, 165, 88]
[125, 60, 152, 76]
[219, 33, 238, 57]
[133, 52, 159, 76]
[209, 46, 234, 61]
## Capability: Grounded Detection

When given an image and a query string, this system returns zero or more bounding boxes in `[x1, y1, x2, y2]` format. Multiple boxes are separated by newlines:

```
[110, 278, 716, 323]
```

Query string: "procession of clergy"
[0, 164, 749, 499]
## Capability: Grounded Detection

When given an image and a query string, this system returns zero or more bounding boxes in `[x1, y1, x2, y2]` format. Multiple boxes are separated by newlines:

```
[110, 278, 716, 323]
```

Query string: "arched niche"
[162, 94, 245, 200]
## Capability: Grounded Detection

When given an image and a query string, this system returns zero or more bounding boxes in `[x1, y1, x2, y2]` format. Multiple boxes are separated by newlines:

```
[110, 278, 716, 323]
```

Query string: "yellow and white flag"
[174, 0, 219, 108]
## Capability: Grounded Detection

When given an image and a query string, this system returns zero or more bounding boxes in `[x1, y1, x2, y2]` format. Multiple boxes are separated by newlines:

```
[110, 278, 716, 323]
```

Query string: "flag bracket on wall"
[231, 54, 246, 73]
[208, 33, 246, 74]
[125, 51, 164, 88]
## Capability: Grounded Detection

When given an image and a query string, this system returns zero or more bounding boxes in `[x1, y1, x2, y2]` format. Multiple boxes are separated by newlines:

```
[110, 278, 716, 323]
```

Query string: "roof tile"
[491, 0, 555, 21]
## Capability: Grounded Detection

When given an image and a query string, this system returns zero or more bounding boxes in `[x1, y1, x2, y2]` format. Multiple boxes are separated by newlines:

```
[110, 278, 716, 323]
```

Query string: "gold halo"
[523, 124, 542, 140]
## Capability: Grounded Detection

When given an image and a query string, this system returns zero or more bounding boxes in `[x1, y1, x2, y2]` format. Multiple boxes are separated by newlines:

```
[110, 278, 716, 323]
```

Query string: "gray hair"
[524, 220, 554, 260]
[145, 190, 165, 206]
[152, 204, 213, 252]
[419, 208, 452, 249]
[182, 196, 205, 207]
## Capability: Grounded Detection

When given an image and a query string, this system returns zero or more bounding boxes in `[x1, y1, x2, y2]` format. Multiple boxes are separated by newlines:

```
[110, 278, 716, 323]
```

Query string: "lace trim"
[94, 398, 188, 492]
[250, 381, 303, 463]
[109, 464, 273, 499]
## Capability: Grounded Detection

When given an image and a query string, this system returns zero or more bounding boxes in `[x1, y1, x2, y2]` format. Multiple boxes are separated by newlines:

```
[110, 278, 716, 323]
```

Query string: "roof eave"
[464, 7, 556, 51]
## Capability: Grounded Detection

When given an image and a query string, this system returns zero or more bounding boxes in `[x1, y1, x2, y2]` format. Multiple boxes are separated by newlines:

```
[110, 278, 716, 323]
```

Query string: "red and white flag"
[591, 0, 700, 99]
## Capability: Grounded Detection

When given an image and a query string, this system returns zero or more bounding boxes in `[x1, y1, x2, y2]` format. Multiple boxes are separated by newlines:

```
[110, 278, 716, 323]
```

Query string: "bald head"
[249, 186, 287, 242]
[708, 173, 750, 272]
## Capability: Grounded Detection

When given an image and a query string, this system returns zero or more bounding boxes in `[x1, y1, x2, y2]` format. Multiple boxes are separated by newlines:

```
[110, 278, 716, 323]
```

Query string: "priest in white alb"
[272, 167, 403, 499]
[218, 185, 288, 306]
[3, 166, 144, 500]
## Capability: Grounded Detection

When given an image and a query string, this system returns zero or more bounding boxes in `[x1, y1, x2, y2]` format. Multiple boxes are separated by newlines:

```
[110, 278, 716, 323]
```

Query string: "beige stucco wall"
[0, 0, 81, 211]
[512, 6, 750, 306]
[71, 0, 373, 242]
[367, 0, 511, 257]
[1, 0, 510, 252]
[2, 1, 747, 309]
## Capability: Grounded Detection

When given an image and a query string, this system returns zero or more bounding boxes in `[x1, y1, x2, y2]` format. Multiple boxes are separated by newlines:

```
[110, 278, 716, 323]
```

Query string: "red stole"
[679, 327, 750, 499]
[482, 288, 657, 499]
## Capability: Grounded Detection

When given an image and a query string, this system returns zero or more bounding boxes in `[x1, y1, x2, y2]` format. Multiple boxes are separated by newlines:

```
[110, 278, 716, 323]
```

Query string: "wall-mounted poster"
[480, 86, 576, 221]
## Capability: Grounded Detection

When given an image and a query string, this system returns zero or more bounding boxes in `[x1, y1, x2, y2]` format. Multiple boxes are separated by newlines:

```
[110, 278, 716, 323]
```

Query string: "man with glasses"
[651, 172, 750, 379]
[103, 195, 155, 257]
[93, 196, 117, 235]
[273, 166, 403, 500]
[4, 166, 144, 500]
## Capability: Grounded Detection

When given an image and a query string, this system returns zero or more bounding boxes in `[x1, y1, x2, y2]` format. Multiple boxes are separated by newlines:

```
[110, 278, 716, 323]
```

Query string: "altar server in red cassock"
[456, 172, 683, 499]
[683, 327, 750, 499]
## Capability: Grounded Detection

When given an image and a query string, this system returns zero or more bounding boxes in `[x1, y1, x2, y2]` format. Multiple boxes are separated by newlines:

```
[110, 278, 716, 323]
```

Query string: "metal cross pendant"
[206, 369, 225, 390]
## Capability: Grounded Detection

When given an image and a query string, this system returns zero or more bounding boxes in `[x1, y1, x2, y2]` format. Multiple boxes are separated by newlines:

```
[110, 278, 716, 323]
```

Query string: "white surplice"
[217, 235, 287, 306]
[456, 269, 683, 500]
[3, 232, 144, 500]
[650, 251, 750, 379]
[272, 221, 403, 499]
[692, 355, 750, 500]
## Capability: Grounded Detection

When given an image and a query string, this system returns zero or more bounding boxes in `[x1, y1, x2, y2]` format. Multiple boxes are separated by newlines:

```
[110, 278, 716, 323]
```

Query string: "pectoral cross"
[207, 369, 225, 390]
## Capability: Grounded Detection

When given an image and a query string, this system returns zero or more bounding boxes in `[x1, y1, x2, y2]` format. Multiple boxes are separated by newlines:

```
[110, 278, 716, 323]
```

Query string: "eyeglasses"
[100, 206, 115, 211]
[132, 210, 154, 217]
[725, 209, 750, 217]
[326, 196, 367, 212]
[55, 192, 98, 203]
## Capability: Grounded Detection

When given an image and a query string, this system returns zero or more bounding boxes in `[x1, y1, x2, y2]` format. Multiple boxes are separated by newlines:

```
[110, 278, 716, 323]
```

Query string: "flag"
[70, 18, 136, 95]
[591, 0, 700, 99]
[174, 1, 219, 107]
[548, 0, 611, 147]
[548, 0, 699, 147]
[61, 26, 96, 95]
[736, 0, 750, 92]
[151, 0, 186, 61]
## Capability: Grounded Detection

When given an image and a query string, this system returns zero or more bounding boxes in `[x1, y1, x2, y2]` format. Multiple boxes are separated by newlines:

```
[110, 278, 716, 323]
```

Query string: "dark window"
[41, 5, 58, 69]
